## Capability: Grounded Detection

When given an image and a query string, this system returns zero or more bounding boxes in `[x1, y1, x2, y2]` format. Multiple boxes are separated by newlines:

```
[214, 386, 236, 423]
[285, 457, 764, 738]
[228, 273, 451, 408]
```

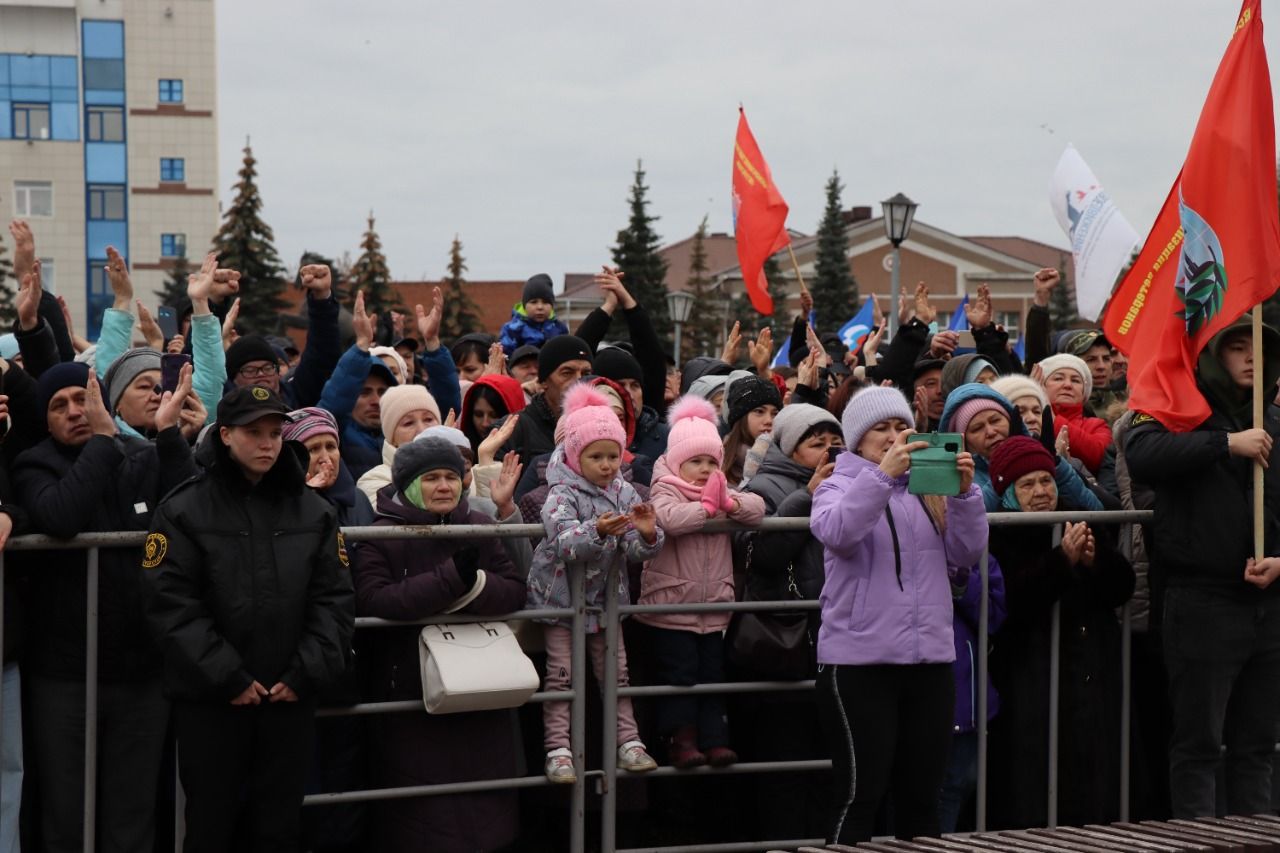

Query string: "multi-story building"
[0, 0, 219, 337]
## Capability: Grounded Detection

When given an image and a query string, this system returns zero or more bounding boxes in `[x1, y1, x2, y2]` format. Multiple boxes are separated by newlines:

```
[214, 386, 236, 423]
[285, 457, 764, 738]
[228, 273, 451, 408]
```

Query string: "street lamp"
[881, 192, 918, 339]
[666, 290, 695, 365]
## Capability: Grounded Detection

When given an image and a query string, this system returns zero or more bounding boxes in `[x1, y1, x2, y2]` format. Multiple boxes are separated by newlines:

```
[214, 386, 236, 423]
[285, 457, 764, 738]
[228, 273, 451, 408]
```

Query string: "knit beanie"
[369, 346, 408, 385]
[225, 335, 279, 377]
[940, 354, 997, 398]
[772, 403, 840, 456]
[841, 386, 914, 451]
[664, 395, 724, 469]
[282, 407, 338, 445]
[1037, 353, 1093, 400]
[379, 384, 441, 444]
[948, 396, 1010, 436]
[102, 347, 163, 410]
[537, 335, 592, 382]
[559, 384, 627, 475]
[593, 346, 643, 385]
[990, 375, 1049, 411]
[37, 361, 90, 416]
[522, 273, 556, 306]
[688, 373, 729, 403]
[392, 435, 465, 493]
[988, 435, 1057, 496]
[724, 373, 783, 428]
[415, 425, 472, 459]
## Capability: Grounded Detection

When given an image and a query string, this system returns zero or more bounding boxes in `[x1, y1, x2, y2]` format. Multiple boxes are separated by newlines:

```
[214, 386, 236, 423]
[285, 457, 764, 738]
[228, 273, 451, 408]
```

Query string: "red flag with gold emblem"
[732, 109, 790, 315]
[1102, 0, 1280, 431]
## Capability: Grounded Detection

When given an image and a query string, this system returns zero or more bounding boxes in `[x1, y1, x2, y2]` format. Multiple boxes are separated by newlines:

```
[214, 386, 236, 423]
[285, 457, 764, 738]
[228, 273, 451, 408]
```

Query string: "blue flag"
[770, 340, 790, 368]
[837, 298, 877, 351]
[949, 295, 970, 332]
[1014, 332, 1027, 362]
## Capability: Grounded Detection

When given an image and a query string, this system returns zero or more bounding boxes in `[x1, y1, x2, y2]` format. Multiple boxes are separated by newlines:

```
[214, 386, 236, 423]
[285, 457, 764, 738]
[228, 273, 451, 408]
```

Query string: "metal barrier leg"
[570, 564, 587, 853]
[976, 543, 989, 832]
[1120, 600, 1132, 821]
[602, 563, 620, 853]
[85, 547, 99, 853]
[175, 745, 185, 853]
[0, 553, 6, 813]
[1048, 599, 1061, 829]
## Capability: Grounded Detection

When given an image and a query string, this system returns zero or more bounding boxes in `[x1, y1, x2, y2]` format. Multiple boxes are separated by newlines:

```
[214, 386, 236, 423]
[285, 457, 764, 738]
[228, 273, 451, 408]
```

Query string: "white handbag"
[418, 619, 539, 714]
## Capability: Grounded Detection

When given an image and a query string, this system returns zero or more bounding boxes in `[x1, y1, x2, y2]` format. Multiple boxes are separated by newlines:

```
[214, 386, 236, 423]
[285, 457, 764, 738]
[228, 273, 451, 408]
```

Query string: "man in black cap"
[508, 344, 541, 385]
[143, 385, 354, 853]
[14, 362, 198, 853]
[499, 273, 569, 355]
[500, 335, 592, 469]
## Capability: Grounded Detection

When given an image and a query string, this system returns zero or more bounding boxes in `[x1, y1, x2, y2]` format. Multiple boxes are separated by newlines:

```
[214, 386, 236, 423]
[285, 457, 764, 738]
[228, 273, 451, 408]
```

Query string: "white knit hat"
[991, 375, 1049, 410]
[841, 386, 914, 450]
[1037, 353, 1093, 400]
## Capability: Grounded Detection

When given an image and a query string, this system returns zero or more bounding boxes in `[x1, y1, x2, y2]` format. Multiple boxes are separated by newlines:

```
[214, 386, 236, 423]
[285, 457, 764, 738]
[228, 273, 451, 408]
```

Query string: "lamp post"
[666, 290, 695, 366]
[881, 192, 918, 339]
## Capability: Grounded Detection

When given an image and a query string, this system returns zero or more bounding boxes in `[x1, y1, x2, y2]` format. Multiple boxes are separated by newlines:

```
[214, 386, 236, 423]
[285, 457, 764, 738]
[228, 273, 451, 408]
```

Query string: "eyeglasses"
[237, 363, 279, 379]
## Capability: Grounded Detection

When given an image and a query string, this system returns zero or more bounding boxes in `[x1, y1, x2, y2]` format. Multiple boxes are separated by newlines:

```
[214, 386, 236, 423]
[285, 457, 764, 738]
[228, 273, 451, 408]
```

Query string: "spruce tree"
[440, 234, 483, 341]
[612, 161, 671, 341]
[1049, 262, 1080, 331]
[0, 234, 15, 327]
[348, 213, 399, 318]
[155, 252, 192, 308]
[810, 169, 858, 333]
[211, 141, 287, 334]
[685, 217, 720, 360]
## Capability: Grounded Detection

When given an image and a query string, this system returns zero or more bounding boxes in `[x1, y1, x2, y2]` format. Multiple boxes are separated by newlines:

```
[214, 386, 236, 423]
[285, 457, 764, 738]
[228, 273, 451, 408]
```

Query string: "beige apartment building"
[0, 0, 219, 337]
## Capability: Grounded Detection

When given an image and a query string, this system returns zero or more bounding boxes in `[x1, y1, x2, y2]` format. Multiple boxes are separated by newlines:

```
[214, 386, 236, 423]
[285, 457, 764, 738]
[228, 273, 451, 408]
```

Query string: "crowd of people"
[0, 216, 1277, 852]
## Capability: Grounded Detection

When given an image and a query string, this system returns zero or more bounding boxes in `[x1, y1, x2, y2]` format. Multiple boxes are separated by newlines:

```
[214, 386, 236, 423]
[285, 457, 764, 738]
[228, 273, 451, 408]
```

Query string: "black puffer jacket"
[735, 442, 825, 603]
[142, 439, 354, 702]
[14, 427, 197, 681]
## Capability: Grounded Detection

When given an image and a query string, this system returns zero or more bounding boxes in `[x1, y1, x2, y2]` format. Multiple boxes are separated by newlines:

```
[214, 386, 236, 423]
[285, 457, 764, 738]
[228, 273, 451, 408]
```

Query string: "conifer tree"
[0, 234, 15, 327]
[154, 252, 192, 308]
[211, 141, 287, 334]
[612, 161, 671, 340]
[348, 213, 399, 318]
[810, 169, 858, 332]
[685, 217, 721, 360]
[727, 250, 791, 338]
[1050, 260, 1080, 331]
[440, 234, 483, 340]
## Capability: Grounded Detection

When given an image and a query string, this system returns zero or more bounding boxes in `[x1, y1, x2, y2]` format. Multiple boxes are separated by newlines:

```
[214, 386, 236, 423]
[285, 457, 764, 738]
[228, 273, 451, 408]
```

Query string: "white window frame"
[13, 181, 54, 218]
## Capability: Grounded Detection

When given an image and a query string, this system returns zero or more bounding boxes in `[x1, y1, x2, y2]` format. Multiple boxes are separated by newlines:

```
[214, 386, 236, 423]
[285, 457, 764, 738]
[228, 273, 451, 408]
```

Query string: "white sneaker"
[544, 748, 576, 784]
[618, 740, 658, 773]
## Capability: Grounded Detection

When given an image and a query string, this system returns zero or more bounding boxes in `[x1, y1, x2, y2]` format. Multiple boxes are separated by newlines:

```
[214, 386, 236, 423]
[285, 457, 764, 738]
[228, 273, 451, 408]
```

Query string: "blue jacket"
[499, 305, 568, 354]
[939, 383, 1103, 512]
[952, 555, 1006, 733]
[318, 345, 385, 480]
[416, 345, 461, 420]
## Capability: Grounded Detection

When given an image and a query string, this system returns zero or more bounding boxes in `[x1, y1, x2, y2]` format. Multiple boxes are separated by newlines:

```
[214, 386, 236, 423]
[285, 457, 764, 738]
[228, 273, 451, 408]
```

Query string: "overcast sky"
[215, 1, 1279, 284]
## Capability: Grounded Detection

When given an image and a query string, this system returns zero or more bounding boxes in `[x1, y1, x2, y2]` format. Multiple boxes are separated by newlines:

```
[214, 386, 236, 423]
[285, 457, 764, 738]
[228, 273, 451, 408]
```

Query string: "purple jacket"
[810, 452, 988, 666]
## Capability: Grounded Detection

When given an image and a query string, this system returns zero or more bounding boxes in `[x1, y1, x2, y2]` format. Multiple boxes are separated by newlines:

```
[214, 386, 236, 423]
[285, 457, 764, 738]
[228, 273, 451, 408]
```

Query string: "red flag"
[1103, 0, 1280, 431]
[732, 109, 790, 315]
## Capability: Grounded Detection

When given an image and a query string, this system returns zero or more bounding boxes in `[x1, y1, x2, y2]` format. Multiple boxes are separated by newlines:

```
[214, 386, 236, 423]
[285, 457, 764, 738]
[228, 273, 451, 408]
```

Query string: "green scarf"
[405, 477, 427, 510]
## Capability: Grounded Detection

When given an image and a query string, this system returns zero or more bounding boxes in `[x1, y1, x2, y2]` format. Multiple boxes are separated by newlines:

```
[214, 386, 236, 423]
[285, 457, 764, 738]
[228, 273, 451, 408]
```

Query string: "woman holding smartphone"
[810, 386, 988, 844]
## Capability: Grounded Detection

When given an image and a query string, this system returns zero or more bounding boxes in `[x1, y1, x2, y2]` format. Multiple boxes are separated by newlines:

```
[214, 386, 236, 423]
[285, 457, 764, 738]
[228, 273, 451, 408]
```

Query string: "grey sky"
[215, 1, 1278, 283]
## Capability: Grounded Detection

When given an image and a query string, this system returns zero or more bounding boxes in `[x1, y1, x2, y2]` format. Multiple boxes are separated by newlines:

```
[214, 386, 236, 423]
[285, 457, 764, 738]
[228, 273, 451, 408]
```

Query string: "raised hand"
[84, 374, 117, 437]
[483, 341, 507, 376]
[929, 330, 959, 359]
[879, 429, 928, 479]
[1055, 425, 1071, 460]
[478, 413, 519, 465]
[211, 267, 241, 301]
[352, 291, 377, 351]
[799, 287, 814, 319]
[390, 310, 406, 340]
[796, 348, 820, 390]
[913, 385, 931, 433]
[415, 286, 444, 351]
[806, 461, 836, 495]
[298, 264, 332, 300]
[913, 283, 937, 326]
[8, 220, 34, 282]
[862, 324, 886, 366]
[1033, 268, 1060, 308]
[956, 450, 976, 492]
[595, 266, 635, 310]
[720, 322, 743, 365]
[221, 298, 241, 350]
[748, 327, 773, 374]
[166, 334, 186, 355]
[16, 261, 42, 332]
[489, 450, 523, 517]
[155, 363, 193, 432]
[177, 389, 208, 442]
[136, 301, 164, 349]
[443, 409, 457, 428]
[186, 252, 219, 308]
[105, 246, 133, 309]
[965, 283, 993, 330]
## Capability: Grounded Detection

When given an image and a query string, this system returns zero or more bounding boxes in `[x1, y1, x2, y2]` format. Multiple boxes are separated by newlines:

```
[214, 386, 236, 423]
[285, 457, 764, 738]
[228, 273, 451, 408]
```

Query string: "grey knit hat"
[841, 386, 915, 451]
[102, 347, 163, 410]
[772, 403, 840, 456]
[392, 436, 465, 493]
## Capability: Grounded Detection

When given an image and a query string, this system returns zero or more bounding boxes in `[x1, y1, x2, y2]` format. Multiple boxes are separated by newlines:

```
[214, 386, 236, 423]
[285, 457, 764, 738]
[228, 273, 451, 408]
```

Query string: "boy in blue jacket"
[500, 274, 568, 354]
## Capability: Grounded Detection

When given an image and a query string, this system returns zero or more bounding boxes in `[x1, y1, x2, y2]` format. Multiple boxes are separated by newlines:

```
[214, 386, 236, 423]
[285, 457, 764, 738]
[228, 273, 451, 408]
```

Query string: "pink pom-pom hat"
[560, 383, 627, 475]
[664, 395, 724, 470]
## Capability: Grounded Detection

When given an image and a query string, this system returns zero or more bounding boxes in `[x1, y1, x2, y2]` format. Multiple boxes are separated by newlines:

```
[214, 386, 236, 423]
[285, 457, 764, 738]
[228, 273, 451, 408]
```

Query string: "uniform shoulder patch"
[1131, 412, 1156, 426]
[337, 531, 350, 568]
[142, 532, 168, 569]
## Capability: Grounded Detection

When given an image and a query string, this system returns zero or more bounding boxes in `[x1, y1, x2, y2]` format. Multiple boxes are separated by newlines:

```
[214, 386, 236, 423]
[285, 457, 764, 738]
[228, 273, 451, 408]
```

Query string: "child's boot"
[666, 725, 707, 769]
[704, 745, 738, 768]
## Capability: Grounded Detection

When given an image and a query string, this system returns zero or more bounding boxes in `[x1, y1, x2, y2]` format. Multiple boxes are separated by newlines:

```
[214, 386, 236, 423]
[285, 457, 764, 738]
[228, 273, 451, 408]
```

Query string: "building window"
[997, 311, 1021, 338]
[158, 79, 184, 103]
[88, 184, 125, 221]
[85, 105, 124, 142]
[13, 181, 53, 217]
[13, 103, 51, 140]
[161, 233, 186, 258]
[160, 158, 185, 183]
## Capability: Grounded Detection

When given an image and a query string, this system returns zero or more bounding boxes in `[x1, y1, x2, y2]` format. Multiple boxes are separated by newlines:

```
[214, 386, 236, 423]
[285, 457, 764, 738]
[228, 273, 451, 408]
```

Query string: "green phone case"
[908, 432, 965, 496]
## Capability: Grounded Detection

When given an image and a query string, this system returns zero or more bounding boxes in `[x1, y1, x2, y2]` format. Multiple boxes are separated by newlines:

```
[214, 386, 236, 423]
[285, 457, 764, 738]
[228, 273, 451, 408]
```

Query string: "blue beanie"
[37, 361, 90, 416]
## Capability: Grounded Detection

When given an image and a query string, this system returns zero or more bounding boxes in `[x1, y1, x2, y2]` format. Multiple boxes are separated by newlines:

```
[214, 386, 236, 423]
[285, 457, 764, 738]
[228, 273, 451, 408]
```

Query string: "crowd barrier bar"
[0, 511, 1153, 853]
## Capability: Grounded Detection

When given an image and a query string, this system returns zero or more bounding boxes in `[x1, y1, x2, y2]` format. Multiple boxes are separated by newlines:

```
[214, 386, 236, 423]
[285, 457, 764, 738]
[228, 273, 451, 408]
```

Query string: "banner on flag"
[838, 298, 877, 351]
[1101, 0, 1280, 431]
[1050, 145, 1140, 322]
[732, 109, 790, 316]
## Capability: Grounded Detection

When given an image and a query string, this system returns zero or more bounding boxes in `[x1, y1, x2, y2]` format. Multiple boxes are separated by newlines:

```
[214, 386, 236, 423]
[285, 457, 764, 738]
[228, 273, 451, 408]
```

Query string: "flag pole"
[1254, 304, 1265, 561]
[785, 244, 809, 298]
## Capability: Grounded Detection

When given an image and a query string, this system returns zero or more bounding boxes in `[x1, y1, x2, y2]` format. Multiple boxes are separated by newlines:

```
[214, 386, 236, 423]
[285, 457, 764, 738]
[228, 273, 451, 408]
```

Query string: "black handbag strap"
[885, 504, 904, 592]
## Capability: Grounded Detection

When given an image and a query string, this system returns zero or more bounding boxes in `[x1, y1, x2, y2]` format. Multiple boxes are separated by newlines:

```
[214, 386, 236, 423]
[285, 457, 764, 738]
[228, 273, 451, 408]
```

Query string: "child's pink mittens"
[700, 470, 728, 516]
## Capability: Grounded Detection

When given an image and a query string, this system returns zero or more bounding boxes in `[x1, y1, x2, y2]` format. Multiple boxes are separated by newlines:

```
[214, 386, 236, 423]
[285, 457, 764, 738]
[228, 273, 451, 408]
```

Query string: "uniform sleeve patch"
[337, 531, 350, 568]
[142, 533, 168, 569]
[1131, 412, 1156, 426]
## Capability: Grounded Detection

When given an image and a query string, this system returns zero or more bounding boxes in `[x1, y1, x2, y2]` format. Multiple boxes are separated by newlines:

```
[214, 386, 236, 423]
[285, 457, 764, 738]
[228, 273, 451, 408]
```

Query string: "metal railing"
[0, 511, 1154, 853]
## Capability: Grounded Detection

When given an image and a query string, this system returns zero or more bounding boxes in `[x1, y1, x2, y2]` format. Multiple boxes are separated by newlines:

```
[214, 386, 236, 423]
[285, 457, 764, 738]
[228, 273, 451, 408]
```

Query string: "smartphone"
[161, 353, 192, 394]
[157, 306, 179, 341]
[826, 446, 843, 464]
[908, 432, 965, 496]
[954, 330, 977, 350]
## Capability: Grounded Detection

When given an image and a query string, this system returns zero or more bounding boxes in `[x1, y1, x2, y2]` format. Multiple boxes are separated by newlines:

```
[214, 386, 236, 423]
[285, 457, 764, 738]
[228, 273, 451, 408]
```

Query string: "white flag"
[1049, 145, 1140, 322]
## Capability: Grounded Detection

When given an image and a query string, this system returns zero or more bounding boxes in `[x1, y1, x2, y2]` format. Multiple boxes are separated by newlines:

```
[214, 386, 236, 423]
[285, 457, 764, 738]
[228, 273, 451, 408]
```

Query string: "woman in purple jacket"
[810, 386, 989, 844]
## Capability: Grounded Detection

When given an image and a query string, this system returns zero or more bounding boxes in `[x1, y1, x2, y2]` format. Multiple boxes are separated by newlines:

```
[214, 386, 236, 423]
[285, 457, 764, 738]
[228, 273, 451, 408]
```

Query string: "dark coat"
[736, 442, 825, 602]
[631, 405, 669, 469]
[354, 487, 526, 853]
[142, 440, 354, 702]
[14, 427, 197, 681]
[987, 499, 1135, 829]
[500, 391, 557, 471]
[952, 556, 1006, 733]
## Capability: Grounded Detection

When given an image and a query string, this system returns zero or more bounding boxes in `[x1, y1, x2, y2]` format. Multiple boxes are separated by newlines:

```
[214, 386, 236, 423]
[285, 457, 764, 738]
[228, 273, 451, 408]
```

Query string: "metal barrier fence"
[0, 510, 1153, 853]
